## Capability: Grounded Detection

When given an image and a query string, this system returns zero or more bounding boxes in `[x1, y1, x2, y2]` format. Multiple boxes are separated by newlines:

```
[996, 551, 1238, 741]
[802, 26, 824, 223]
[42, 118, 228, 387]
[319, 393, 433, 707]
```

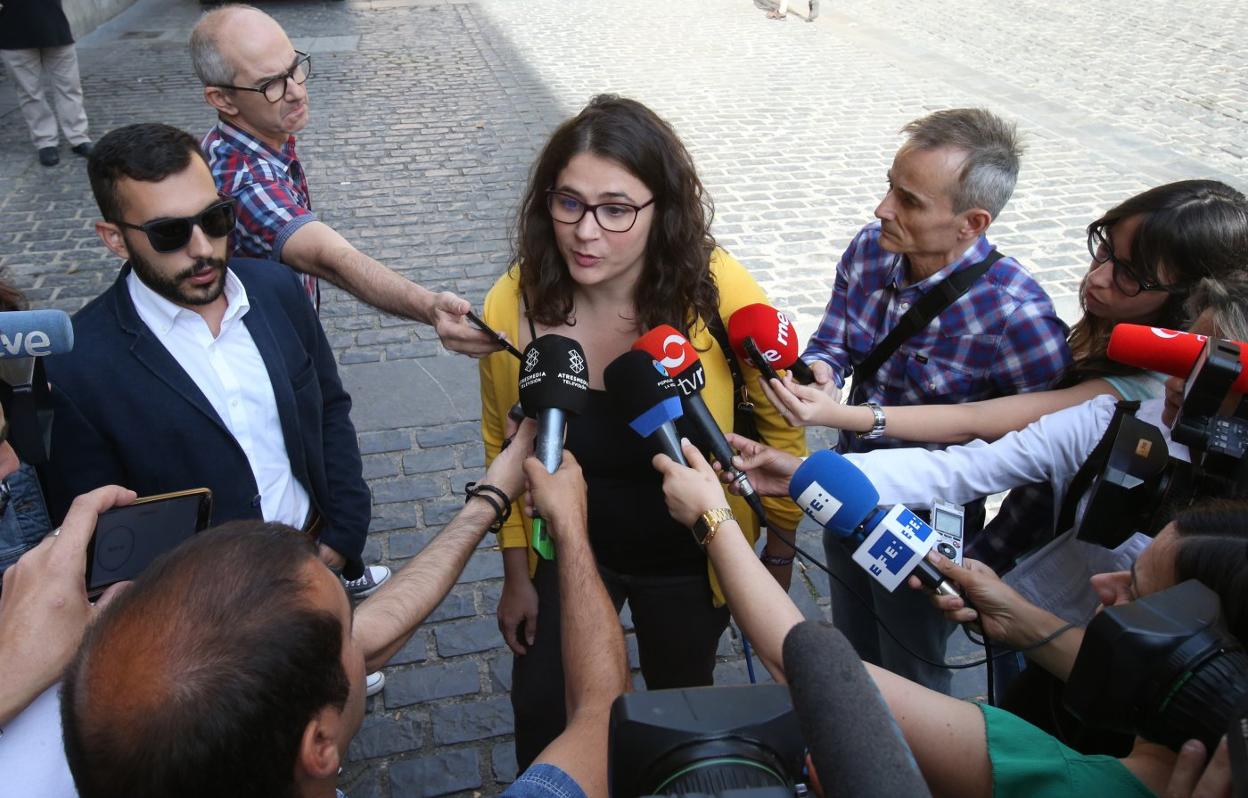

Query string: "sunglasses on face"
[116, 198, 237, 253]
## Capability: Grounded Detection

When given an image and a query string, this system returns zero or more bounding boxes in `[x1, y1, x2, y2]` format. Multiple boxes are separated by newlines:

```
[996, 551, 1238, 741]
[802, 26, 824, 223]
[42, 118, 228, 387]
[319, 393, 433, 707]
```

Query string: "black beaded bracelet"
[760, 552, 795, 567]
[464, 482, 511, 534]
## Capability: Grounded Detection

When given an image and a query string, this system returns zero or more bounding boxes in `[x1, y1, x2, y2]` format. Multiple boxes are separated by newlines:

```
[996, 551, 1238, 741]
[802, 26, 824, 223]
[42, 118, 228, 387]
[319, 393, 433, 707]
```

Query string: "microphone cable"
[751, 504, 1074, 701]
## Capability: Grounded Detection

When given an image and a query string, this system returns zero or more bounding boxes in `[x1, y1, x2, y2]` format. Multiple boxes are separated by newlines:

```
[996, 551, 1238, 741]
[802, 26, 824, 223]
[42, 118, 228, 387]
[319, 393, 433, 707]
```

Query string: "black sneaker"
[71, 142, 93, 157]
[38, 147, 59, 167]
[342, 564, 391, 599]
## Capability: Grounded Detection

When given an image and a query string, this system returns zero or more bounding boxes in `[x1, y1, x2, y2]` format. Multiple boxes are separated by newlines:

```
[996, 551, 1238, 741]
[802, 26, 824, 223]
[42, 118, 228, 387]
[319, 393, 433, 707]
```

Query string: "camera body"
[1065, 580, 1248, 752]
[1075, 338, 1247, 548]
[608, 685, 807, 797]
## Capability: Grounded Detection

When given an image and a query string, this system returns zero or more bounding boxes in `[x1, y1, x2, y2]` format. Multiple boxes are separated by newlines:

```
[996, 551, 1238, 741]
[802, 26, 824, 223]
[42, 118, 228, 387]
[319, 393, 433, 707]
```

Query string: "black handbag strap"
[706, 313, 761, 442]
[849, 249, 1003, 402]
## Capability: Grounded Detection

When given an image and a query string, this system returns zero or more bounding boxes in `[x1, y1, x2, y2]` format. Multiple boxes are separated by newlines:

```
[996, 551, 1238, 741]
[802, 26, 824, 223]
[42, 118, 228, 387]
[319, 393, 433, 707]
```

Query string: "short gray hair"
[1187, 276, 1248, 341]
[900, 108, 1022, 219]
[189, 4, 264, 86]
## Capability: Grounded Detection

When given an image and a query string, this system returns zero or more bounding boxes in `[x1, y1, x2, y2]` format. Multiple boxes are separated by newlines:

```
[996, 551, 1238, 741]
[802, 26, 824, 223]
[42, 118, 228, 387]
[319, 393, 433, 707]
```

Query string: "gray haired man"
[798, 108, 1072, 693]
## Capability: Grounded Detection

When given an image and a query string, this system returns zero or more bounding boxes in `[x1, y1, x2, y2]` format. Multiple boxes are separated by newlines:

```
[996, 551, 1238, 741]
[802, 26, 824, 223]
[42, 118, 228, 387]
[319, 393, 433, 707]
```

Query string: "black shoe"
[71, 142, 93, 158]
[38, 147, 59, 167]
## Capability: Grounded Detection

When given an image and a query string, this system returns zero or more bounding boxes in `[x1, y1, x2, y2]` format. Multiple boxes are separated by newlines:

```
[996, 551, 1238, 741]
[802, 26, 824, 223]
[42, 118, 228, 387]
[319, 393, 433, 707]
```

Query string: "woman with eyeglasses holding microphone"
[477, 95, 807, 772]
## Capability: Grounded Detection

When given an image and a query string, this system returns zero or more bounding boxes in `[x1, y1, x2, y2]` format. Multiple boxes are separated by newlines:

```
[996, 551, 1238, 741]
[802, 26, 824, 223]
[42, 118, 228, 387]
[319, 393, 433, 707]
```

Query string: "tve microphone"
[789, 450, 957, 597]
[784, 620, 931, 797]
[1108, 323, 1248, 393]
[518, 334, 589, 560]
[0, 308, 73, 364]
[603, 349, 687, 466]
[632, 325, 767, 522]
[727, 303, 815, 384]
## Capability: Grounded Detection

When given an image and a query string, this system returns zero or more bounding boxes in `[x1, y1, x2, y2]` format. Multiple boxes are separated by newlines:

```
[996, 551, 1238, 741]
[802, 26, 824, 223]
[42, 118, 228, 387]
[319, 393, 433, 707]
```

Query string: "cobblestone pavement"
[1, 0, 1244, 794]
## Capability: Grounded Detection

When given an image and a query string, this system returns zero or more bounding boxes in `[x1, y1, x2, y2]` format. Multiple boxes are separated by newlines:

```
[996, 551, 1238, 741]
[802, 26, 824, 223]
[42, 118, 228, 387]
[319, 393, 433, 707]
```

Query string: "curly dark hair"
[1069, 179, 1248, 379]
[512, 95, 720, 338]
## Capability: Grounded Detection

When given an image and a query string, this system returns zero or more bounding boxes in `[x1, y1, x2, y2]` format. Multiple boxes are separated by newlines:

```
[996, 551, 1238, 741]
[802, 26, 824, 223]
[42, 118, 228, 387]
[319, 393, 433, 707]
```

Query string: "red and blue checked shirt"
[801, 221, 1071, 454]
[202, 120, 319, 306]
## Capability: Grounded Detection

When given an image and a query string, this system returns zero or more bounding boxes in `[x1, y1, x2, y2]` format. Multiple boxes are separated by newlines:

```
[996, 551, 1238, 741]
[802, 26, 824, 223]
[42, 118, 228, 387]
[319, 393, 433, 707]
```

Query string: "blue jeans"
[0, 463, 52, 575]
[503, 764, 587, 798]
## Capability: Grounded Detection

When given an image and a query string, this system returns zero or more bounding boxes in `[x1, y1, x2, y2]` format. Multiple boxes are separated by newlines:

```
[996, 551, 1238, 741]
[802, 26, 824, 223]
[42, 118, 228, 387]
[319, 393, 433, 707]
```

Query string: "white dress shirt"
[127, 268, 310, 528]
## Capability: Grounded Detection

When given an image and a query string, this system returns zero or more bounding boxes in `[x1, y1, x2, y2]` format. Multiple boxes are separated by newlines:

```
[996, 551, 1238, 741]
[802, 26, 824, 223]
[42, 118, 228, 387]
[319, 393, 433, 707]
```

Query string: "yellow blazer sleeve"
[478, 269, 529, 550]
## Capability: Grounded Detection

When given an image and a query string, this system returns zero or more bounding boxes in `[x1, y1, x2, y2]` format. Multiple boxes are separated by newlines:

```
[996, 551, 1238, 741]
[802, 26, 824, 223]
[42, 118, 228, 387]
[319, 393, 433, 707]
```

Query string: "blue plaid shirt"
[802, 221, 1071, 453]
[202, 120, 319, 305]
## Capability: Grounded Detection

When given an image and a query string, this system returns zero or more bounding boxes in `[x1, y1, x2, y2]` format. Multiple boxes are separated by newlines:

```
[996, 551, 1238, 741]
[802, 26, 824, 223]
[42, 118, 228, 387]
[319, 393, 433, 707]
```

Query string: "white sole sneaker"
[343, 564, 392, 599]
[365, 671, 385, 697]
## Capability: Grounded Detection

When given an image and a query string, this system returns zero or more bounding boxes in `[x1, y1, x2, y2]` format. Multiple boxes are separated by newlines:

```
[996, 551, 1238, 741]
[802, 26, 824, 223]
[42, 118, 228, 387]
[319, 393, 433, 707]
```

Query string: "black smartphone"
[465, 310, 523, 360]
[86, 488, 213, 597]
[743, 337, 783, 384]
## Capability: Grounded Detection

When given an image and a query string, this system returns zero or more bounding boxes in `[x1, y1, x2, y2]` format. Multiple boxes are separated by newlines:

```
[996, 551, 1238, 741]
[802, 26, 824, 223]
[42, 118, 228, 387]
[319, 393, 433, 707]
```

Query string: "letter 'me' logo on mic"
[0, 330, 52, 357]
[772, 309, 793, 348]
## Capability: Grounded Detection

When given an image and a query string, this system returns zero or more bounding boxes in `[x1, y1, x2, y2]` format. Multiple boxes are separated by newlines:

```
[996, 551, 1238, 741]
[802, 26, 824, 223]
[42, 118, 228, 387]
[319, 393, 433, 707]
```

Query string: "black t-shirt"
[564, 390, 706, 576]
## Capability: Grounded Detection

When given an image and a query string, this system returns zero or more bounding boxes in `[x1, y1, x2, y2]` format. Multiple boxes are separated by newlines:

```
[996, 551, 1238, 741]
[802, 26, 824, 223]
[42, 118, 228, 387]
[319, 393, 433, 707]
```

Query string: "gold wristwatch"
[692, 507, 734, 547]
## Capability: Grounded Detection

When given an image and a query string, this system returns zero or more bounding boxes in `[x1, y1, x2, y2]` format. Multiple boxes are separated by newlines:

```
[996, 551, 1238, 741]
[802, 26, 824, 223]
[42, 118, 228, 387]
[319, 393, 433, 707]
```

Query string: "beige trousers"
[0, 45, 90, 149]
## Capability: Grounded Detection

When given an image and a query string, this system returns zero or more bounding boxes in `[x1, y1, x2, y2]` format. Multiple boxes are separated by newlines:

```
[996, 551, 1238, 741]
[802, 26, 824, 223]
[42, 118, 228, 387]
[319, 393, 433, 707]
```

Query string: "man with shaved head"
[189, 4, 498, 356]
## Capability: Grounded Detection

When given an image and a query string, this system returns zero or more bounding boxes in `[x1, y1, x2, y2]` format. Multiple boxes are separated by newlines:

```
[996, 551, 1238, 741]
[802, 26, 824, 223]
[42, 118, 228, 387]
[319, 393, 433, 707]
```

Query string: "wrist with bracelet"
[760, 552, 795, 567]
[464, 482, 511, 534]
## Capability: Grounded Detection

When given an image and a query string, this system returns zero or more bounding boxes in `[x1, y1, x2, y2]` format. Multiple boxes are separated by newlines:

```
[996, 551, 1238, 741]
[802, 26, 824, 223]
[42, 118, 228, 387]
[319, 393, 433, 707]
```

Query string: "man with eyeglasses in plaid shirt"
[190, 5, 500, 357]
[797, 108, 1072, 695]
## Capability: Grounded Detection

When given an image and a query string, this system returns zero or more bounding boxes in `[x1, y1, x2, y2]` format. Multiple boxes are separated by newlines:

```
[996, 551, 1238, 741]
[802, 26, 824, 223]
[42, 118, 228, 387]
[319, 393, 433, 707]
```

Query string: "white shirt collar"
[127, 266, 250, 337]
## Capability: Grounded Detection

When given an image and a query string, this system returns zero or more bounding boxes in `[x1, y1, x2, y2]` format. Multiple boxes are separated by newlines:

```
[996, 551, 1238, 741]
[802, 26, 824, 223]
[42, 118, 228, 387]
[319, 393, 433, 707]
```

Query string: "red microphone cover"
[1107, 324, 1248, 392]
[727, 303, 800, 368]
[632, 325, 701, 378]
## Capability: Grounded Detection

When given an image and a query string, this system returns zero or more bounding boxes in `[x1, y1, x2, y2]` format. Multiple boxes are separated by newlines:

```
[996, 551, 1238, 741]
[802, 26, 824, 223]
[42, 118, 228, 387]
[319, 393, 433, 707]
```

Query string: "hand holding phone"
[86, 488, 212, 597]
[466, 310, 523, 360]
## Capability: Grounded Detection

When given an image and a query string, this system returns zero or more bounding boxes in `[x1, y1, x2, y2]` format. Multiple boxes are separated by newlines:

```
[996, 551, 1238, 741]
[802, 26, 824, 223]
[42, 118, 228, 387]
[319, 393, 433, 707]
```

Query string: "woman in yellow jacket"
[479, 95, 807, 770]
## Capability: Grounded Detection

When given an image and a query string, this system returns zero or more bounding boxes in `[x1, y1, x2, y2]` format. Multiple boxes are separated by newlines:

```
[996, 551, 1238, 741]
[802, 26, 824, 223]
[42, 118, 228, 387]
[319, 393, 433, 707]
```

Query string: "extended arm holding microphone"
[761, 371, 1123, 445]
[911, 552, 1085, 682]
[652, 441, 996, 797]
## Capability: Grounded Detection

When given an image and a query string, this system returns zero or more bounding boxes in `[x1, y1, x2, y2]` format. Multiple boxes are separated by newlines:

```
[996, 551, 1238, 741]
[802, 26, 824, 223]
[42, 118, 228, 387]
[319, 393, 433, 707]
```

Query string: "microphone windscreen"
[727, 303, 800, 369]
[603, 349, 683, 435]
[0, 309, 74, 359]
[1108, 323, 1248, 392]
[788, 449, 878, 537]
[518, 334, 590, 418]
[783, 620, 931, 797]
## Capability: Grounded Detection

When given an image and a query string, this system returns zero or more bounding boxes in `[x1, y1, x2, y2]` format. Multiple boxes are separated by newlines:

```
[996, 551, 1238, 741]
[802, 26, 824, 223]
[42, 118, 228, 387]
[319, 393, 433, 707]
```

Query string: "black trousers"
[510, 557, 731, 771]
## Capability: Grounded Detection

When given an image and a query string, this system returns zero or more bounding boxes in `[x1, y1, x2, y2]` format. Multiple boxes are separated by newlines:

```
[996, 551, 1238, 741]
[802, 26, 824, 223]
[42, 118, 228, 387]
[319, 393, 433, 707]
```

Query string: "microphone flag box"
[851, 505, 936, 592]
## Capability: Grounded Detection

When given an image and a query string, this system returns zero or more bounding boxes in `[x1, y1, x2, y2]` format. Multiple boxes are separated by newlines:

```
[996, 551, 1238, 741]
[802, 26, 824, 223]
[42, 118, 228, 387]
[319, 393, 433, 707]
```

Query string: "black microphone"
[783, 620, 932, 797]
[632, 326, 767, 523]
[603, 349, 687, 466]
[518, 334, 589, 558]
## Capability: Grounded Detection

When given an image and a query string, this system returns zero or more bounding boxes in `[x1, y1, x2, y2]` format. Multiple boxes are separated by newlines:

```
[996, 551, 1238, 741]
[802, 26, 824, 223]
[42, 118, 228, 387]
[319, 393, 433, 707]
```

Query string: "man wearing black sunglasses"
[190, 5, 500, 357]
[42, 122, 380, 606]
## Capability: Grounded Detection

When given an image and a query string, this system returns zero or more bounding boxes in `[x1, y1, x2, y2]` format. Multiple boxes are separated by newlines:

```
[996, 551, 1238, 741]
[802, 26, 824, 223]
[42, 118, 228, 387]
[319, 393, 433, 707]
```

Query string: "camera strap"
[1056, 399, 1141, 534]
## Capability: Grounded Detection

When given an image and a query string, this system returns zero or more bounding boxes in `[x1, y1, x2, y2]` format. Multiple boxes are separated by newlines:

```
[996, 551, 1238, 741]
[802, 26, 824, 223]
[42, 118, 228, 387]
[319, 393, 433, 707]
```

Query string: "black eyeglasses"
[1087, 226, 1180, 297]
[213, 51, 311, 104]
[116, 198, 237, 253]
[545, 190, 655, 233]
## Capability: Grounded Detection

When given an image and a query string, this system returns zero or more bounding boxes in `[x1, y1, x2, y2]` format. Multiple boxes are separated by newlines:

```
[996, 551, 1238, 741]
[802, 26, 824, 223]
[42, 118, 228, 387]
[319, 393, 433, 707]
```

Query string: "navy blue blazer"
[42, 259, 371, 573]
